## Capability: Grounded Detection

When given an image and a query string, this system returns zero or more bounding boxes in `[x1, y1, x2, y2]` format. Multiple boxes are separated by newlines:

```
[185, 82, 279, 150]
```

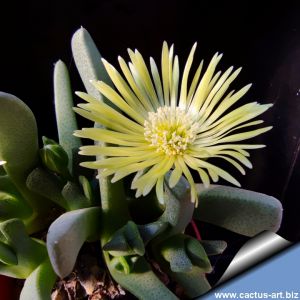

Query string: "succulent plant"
[0, 28, 282, 300]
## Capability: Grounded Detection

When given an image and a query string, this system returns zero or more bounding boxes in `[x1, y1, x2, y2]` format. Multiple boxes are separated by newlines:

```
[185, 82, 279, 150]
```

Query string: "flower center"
[144, 106, 199, 156]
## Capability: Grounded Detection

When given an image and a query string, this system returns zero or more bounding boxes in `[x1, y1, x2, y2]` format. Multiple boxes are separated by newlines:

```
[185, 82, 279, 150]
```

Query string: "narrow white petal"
[156, 176, 165, 205]
[128, 49, 160, 108]
[171, 55, 179, 108]
[101, 59, 148, 116]
[118, 56, 154, 112]
[186, 60, 204, 105]
[161, 41, 170, 105]
[190, 53, 223, 112]
[197, 168, 210, 188]
[168, 160, 183, 188]
[179, 42, 197, 108]
[150, 57, 164, 106]
[92, 81, 145, 125]
[177, 156, 198, 204]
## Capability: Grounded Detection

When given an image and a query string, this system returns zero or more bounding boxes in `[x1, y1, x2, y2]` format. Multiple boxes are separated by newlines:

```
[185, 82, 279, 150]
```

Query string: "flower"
[74, 42, 272, 205]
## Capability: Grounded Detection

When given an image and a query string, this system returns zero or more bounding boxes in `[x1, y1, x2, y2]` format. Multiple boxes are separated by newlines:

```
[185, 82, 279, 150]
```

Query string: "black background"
[0, 0, 300, 241]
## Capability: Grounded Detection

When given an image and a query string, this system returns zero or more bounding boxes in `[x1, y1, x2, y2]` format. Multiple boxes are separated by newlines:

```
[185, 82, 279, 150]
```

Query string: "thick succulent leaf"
[159, 234, 211, 273]
[154, 233, 212, 298]
[138, 221, 168, 245]
[0, 191, 32, 221]
[26, 168, 68, 210]
[106, 253, 178, 300]
[47, 207, 101, 278]
[160, 235, 193, 273]
[0, 175, 32, 220]
[0, 219, 47, 278]
[0, 174, 21, 196]
[0, 92, 39, 193]
[54, 60, 81, 174]
[103, 220, 168, 256]
[71, 27, 113, 100]
[0, 241, 17, 265]
[155, 247, 211, 298]
[0, 165, 5, 176]
[194, 184, 283, 237]
[185, 238, 212, 272]
[171, 269, 211, 298]
[79, 175, 95, 206]
[153, 175, 194, 245]
[20, 258, 56, 300]
[103, 221, 145, 257]
[199, 240, 227, 256]
[0, 93, 52, 231]
[61, 181, 91, 210]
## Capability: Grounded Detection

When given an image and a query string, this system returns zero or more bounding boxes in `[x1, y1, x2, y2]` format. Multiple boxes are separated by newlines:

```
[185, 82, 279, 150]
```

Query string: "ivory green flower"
[74, 42, 272, 205]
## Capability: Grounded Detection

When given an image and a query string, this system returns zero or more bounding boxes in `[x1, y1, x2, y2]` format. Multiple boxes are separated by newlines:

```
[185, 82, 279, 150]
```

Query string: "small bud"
[40, 136, 70, 178]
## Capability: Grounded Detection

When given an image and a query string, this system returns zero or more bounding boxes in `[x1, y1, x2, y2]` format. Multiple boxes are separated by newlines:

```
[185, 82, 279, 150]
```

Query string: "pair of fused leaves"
[26, 167, 93, 211]
[0, 175, 32, 222]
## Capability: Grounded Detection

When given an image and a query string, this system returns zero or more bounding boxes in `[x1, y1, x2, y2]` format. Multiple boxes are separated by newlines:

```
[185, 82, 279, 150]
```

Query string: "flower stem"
[191, 219, 202, 240]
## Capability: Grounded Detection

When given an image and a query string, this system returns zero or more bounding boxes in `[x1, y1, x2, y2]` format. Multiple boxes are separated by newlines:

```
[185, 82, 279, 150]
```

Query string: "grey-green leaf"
[71, 27, 113, 100]
[0, 92, 38, 192]
[20, 258, 57, 300]
[106, 253, 179, 300]
[155, 243, 211, 298]
[26, 168, 68, 210]
[0, 219, 47, 278]
[103, 221, 145, 257]
[185, 238, 212, 272]
[194, 184, 283, 237]
[47, 207, 101, 278]
[160, 235, 193, 273]
[0, 174, 21, 196]
[199, 240, 227, 256]
[62, 181, 91, 210]
[0, 241, 17, 265]
[0, 92, 51, 219]
[54, 60, 81, 173]
[0, 191, 32, 221]
[156, 175, 194, 242]
[138, 221, 168, 245]
[159, 234, 211, 273]
[171, 270, 211, 298]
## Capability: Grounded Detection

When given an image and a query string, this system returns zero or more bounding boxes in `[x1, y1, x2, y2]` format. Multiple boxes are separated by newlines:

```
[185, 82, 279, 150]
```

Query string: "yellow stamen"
[144, 106, 199, 156]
